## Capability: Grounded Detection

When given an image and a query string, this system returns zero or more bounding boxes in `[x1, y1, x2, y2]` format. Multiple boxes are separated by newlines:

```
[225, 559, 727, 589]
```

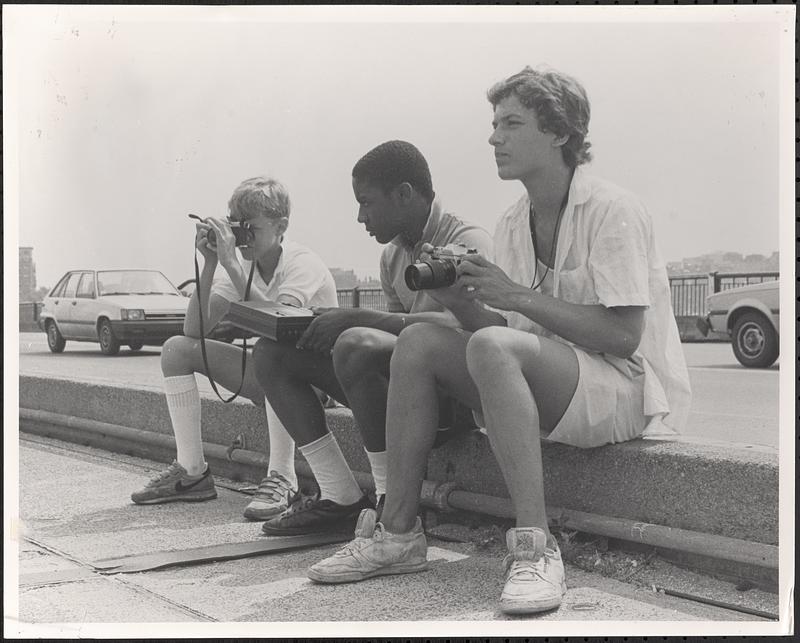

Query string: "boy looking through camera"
[130, 176, 337, 521]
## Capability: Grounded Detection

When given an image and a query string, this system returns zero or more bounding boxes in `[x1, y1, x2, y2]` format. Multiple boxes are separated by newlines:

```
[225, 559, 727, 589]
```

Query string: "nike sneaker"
[131, 460, 217, 504]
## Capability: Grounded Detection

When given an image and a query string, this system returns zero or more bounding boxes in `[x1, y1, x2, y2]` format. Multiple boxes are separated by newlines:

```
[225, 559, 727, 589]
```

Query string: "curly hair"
[352, 140, 434, 202]
[228, 176, 291, 222]
[487, 66, 592, 168]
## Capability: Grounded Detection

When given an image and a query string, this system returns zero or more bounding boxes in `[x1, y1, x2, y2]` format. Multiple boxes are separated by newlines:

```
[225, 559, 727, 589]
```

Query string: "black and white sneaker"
[261, 491, 373, 536]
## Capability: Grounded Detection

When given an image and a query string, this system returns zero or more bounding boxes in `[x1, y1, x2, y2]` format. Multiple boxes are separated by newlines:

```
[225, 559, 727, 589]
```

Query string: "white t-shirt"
[492, 167, 691, 438]
[211, 239, 338, 308]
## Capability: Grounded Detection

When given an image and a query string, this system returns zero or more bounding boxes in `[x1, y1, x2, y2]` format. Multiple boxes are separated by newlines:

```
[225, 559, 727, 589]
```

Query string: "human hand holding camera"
[456, 253, 525, 311]
[202, 218, 240, 271]
[412, 242, 475, 309]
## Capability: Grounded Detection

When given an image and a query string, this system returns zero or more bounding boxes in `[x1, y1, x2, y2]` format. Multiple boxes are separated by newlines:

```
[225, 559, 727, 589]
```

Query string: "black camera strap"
[192, 250, 255, 403]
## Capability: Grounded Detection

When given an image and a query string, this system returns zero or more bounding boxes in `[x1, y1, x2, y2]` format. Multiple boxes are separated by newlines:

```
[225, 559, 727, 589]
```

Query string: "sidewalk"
[12, 435, 779, 635]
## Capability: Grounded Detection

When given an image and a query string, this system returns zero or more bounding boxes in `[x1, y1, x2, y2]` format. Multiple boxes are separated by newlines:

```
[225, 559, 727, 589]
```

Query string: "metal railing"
[710, 271, 779, 293]
[667, 271, 779, 317]
[336, 287, 389, 311]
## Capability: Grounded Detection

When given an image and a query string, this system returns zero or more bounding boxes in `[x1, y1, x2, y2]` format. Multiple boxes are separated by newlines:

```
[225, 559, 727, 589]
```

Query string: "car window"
[97, 270, 180, 296]
[76, 272, 96, 298]
[50, 274, 70, 297]
[62, 273, 82, 298]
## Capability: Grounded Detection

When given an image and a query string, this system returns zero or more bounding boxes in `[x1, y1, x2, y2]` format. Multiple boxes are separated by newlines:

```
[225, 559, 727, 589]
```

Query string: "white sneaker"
[242, 471, 297, 521]
[307, 509, 428, 583]
[500, 527, 566, 615]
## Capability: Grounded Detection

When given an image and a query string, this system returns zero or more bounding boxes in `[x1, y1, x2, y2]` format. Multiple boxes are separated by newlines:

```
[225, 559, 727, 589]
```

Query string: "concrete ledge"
[19, 374, 777, 548]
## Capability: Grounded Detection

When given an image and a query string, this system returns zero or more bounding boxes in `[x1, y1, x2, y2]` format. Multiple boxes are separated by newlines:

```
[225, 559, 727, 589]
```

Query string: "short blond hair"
[228, 176, 291, 221]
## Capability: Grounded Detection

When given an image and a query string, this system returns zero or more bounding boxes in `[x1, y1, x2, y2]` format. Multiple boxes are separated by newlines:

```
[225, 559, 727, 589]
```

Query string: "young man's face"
[489, 94, 563, 181]
[352, 177, 408, 244]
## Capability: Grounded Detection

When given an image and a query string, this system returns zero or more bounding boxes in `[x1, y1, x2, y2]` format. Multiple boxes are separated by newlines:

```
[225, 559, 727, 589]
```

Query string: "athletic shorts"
[543, 346, 647, 448]
[472, 344, 647, 449]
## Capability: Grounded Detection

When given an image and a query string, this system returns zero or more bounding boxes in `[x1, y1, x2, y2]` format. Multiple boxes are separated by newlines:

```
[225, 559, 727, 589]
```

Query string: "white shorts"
[472, 344, 647, 448]
[543, 346, 647, 448]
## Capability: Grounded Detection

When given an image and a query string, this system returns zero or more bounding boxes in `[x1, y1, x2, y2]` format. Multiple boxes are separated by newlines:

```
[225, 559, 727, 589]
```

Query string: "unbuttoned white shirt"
[492, 167, 691, 437]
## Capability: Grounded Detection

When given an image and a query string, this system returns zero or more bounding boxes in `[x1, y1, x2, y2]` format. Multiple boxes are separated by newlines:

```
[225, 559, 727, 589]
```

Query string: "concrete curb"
[19, 374, 777, 547]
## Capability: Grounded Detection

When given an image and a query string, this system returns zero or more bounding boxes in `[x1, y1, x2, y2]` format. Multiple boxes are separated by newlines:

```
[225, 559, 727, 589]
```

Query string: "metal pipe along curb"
[20, 408, 778, 573]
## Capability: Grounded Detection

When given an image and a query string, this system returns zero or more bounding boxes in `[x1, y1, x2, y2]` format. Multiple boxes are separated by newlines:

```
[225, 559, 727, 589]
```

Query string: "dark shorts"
[435, 391, 479, 447]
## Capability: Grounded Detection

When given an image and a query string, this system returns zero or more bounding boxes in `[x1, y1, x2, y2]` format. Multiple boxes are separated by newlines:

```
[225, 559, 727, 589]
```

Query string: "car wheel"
[45, 321, 66, 353]
[128, 341, 144, 351]
[731, 311, 778, 368]
[98, 319, 121, 356]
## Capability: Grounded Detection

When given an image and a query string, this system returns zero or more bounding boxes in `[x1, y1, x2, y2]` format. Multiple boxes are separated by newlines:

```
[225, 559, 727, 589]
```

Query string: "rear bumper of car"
[109, 320, 184, 343]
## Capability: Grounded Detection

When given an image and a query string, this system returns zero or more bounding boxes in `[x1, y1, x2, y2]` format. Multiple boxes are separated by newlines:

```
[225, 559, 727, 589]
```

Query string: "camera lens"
[404, 260, 457, 291]
[405, 264, 434, 291]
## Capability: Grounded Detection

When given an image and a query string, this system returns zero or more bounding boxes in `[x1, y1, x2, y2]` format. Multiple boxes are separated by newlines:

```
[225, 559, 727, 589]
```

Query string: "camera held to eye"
[404, 243, 478, 291]
[209, 222, 254, 248]
[188, 214, 255, 247]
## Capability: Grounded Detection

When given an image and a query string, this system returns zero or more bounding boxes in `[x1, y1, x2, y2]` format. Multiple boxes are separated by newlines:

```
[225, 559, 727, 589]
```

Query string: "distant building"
[329, 268, 358, 290]
[19, 247, 37, 301]
[667, 250, 779, 276]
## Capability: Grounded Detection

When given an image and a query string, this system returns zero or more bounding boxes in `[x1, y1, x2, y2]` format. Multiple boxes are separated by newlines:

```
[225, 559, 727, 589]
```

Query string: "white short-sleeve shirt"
[492, 167, 691, 437]
[211, 239, 338, 308]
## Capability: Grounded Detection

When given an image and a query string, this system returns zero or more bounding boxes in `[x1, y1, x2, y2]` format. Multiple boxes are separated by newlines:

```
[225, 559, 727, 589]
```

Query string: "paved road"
[17, 333, 779, 449]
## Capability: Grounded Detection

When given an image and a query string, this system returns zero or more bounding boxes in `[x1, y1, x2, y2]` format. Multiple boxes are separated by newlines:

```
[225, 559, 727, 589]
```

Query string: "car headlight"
[121, 309, 145, 321]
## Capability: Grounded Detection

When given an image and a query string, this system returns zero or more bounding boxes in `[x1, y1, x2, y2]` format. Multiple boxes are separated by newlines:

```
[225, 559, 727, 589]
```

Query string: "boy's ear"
[552, 133, 570, 148]
[275, 217, 289, 236]
[394, 182, 414, 205]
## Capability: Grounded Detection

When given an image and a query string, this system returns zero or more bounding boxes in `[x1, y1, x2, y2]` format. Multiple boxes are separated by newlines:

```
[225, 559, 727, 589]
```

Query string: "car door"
[53, 272, 82, 337]
[72, 271, 98, 339]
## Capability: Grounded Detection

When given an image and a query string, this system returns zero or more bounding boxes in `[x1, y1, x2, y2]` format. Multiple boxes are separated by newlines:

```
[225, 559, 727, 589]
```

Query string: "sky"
[5, 5, 793, 290]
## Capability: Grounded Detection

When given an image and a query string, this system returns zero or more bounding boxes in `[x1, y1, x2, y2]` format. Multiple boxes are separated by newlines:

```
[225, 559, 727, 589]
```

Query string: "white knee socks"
[299, 433, 363, 505]
[164, 374, 206, 476]
[264, 398, 298, 488]
[365, 450, 387, 497]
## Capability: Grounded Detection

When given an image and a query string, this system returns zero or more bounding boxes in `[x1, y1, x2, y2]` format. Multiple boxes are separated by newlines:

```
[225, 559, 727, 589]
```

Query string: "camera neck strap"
[193, 250, 256, 404]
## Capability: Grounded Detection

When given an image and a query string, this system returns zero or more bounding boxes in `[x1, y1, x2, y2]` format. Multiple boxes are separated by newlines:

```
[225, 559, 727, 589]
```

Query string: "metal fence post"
[708, 271, 720, 294]
[352, 286, 360, 309]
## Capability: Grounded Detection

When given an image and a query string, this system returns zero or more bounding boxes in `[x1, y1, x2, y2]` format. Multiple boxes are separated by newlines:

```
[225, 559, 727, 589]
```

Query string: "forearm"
[446, 298, 508, 332]
[507, 288, 641, 358]
[346, 308, 460, 336]
[183, 263, 217, 337]
[219, 259, 270, 303]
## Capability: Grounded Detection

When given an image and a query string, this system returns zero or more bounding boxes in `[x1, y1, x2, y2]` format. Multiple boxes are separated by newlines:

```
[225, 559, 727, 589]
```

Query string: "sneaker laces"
[147, 460, 184, 486]
[283, 490, 319, 516]
[503, 554, 547, 583]
[332, 522, 384, 559]
[254, 472, 295, 503]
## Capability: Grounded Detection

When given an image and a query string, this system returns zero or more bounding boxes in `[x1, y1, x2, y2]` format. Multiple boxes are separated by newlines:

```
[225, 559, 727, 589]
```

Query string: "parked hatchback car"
[697, 279, 779, 368]
[39, 269, 189, 355]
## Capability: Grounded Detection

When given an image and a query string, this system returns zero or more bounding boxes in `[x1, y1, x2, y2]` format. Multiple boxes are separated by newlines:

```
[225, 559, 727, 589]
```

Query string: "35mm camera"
[188, 214, 254, 247]
[404, 244, 478, 291]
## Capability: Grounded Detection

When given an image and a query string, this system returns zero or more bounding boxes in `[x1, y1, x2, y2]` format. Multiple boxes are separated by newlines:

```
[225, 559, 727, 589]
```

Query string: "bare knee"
[332, 328, 392, 382]
[161, 335, 200, 375]
[466, 326, 539, 384]
[390, 322, 449, 375]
